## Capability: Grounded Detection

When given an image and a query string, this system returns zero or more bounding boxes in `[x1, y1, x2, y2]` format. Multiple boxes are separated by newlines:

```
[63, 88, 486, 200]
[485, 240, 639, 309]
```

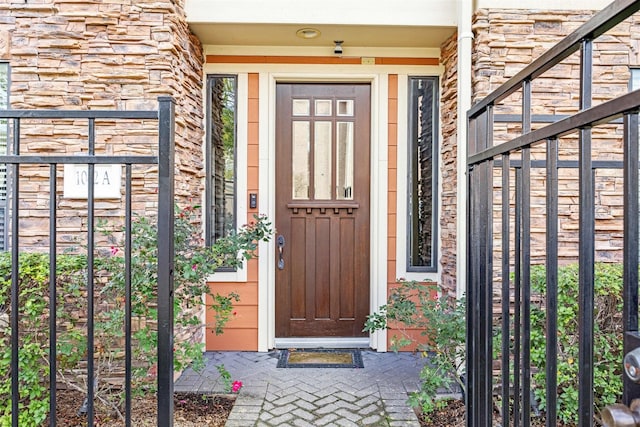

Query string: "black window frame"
[406, 76, 439, 272]
[205, 74, 238, 272]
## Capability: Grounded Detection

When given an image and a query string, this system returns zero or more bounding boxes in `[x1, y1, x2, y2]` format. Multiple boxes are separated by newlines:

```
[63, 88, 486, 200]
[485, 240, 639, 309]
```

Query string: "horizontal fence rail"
[466, 1, 640, 426]
[0, 97, 175, 427]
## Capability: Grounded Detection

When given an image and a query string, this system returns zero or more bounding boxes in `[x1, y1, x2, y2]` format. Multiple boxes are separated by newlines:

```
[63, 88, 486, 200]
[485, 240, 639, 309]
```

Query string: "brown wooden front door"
[275, 83, 371, 338]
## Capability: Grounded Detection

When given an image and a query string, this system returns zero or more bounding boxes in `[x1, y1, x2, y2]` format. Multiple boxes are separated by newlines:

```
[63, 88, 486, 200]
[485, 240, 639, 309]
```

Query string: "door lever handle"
[277, 235, 285, 270]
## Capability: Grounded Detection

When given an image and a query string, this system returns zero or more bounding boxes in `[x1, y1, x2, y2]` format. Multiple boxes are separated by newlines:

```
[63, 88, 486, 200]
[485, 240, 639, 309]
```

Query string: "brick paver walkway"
[174, 350, 429, 426]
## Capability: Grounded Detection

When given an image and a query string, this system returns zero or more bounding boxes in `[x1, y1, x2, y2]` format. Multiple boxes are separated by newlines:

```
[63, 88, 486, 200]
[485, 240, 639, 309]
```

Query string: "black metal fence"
[466, 0, 640, 426]
[0, 97, 176, 427]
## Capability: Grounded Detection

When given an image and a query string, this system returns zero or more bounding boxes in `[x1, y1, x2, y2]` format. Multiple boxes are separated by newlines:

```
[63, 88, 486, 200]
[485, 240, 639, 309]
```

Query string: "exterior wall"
[201, 52, 442, 351]
[439, 32, 459, 297]
[206, 73, 261, 351]
[0, 0, 204, 250]
[472, 8, 640, 265]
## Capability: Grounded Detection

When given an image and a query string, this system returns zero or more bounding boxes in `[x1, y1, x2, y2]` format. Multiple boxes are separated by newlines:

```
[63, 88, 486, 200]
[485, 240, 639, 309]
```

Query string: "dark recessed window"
[407, 76, 438, 272]
[206, 75, 237, 249]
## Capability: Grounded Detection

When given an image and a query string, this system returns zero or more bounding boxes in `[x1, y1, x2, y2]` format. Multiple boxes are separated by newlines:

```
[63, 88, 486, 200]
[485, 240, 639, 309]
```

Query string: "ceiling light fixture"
[333, 40, 343, 56]
[296, 28, 321, 39]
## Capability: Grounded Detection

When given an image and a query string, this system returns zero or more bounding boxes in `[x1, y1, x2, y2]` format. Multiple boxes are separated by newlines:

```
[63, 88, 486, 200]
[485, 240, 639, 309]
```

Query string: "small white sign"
[63, 164, 122, 199]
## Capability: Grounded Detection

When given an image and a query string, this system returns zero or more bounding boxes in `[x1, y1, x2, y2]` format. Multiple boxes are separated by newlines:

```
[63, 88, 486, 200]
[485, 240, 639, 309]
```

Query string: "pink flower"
[192, 264, 198, 271]
[110, 246, 118, 255]
[232, 380, 243, 393]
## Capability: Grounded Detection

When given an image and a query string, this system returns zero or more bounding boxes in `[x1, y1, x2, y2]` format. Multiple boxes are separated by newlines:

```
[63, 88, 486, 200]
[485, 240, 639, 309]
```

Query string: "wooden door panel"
[275, 83, 370, 338]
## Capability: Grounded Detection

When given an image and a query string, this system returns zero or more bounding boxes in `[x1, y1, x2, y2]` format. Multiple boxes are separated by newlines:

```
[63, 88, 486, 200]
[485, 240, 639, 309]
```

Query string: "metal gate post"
[157, 96, 176, 427]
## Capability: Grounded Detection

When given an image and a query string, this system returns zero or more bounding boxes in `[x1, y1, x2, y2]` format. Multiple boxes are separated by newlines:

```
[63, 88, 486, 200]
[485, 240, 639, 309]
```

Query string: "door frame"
[259, 72, 388, 351]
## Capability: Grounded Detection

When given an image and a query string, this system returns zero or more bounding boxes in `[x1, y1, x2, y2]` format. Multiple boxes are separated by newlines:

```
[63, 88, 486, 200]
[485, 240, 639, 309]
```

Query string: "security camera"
[334, 40, 343, 55]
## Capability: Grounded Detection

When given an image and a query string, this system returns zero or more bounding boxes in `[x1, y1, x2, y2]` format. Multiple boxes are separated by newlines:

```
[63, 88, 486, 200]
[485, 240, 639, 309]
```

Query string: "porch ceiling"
[188, 23, 456, 48]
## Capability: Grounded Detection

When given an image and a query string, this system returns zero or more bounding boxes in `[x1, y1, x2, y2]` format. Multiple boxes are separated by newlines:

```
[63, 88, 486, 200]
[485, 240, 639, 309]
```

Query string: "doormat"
[276, 349, 364, 368]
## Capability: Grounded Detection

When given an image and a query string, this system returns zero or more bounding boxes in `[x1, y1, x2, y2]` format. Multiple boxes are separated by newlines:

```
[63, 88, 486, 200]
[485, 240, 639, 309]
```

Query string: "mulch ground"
[48, 389, 235, 426]
[418, 399, 466, 427]
[416, 398, 583, 427]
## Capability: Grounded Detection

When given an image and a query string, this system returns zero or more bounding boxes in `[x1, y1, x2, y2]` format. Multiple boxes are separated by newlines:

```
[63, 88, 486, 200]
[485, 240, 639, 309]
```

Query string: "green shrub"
[0, 205, 272, 424]
[364, 281, 465, 418]
[0, 252, 87, 427]
[368, 264, 624, 425]
[529, 262, 623, 424]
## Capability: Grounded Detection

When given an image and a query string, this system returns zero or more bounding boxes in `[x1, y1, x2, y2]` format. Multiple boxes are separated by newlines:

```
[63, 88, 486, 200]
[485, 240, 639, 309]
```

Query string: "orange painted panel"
[247, 259, 259, 282]
[247, 144, 259, 165]
[248, 98, 259, 123]
[388, 213, 397, 236]
[387, 328, 429, 351]
[388, 74, 398, 98]
[388, 122, 397, 145]
[206, 328, 258, 351]
[387, 237, 396, 260]
[388, 145, 397, 168]
[207, 56, 438, 66]
[247, 122, 259, 145]
[248, 73, 259, 97]
[387, 261, 397, 283]
[207, 55, 362, 65]
[385, 282, 438, 351]
[388, 191, 397, 215]
[388, 168, 397, 192]
[388, 99, 398, 120]
[247, 166, 259, 190]
[377, 57, 439, 66]
[206, 305, 258, 329]
[208, 282, 258, 305]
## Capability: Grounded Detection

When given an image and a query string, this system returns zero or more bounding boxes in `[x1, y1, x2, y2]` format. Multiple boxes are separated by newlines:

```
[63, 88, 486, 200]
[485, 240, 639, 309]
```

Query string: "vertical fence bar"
[578, 38, 595, 427]
[466, 165, 478, 427]
[514, 166, 522, 427]
[500, 154, 510, 426]
[10, 118, 20, 427]
[469, 165, 484, 427]
[521, 79, 533, 427]
[49, 164, 58, 427]
[477, 158, 493, 427]
[124, 164, 133, 426]
[545, 138, 559, 427]
[578, 126, 595, 427]
[522, 147, 532, 427]
[481, 108, 494, 427]
[623, 111, 640, 405]
[466, 116, 478, 427]
[86, 118, 96, 427]
[466, 165, 474, 427]
[157, 97, 175, 427]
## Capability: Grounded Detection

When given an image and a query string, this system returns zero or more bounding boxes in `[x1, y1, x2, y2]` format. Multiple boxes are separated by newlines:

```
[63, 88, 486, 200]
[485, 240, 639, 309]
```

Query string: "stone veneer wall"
[0, 0, 204, 251]
[440, 10, 640, 294]
[439, 32, 459, 297]
[471, 9, 640, 267]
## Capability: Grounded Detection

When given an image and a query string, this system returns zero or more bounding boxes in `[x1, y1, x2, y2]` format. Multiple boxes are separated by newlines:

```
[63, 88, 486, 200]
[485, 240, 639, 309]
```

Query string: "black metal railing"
[0, 97, 175, 427]
[466, 0, 640, 426]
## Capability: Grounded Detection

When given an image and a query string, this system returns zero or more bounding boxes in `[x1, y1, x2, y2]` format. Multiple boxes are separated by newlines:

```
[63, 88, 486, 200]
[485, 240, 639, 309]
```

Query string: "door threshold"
[274, 337, 370, 349]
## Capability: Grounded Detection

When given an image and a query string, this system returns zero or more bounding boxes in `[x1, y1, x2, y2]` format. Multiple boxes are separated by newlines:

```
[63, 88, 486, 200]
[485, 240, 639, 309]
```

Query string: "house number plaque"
[63, 164, 122, 199]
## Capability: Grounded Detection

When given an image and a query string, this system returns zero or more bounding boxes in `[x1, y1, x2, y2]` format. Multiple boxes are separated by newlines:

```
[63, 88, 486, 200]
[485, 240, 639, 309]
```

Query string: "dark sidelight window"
[0, 63, 8, 251]
[206, 75, 237, 248]
[407, 76, 438, 271]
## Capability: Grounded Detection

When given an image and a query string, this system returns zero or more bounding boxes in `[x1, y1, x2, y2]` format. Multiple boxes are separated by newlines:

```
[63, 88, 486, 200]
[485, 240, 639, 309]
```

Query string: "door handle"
[277, 235, 285, 270]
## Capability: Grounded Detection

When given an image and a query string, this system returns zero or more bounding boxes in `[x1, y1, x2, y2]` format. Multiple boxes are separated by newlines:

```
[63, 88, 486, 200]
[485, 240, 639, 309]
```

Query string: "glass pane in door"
[314, 121, 332, 200]
[292, 121, 310, 199]
[336, 122, 354, 200]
